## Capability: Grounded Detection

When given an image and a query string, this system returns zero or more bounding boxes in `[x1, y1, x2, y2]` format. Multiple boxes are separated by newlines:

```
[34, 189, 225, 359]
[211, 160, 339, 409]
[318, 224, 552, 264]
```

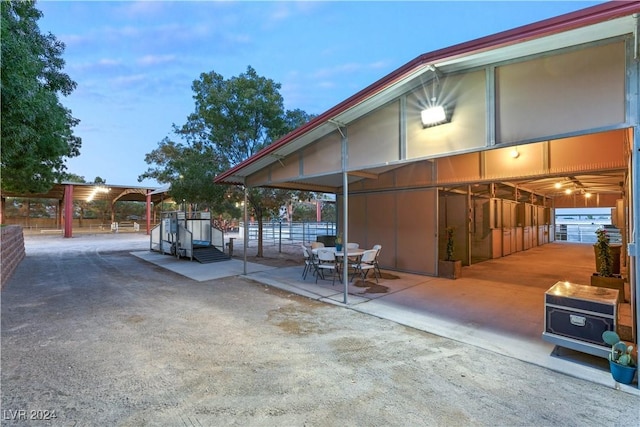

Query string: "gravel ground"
[1, 234, 638, 426]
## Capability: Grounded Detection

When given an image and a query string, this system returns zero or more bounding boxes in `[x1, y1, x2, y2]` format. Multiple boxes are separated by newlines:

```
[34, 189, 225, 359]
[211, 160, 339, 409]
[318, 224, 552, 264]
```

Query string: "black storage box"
[316, 235, 336, 247]
[542, 281, 618, 358]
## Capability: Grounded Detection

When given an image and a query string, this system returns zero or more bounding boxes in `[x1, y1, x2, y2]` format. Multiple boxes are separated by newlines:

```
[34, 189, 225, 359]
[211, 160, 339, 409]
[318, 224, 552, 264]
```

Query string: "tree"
[142, 66, 314, 256]
[181, 66, 314, 256]
[139, 137, 228, 211]
[1, 0, 81, 194]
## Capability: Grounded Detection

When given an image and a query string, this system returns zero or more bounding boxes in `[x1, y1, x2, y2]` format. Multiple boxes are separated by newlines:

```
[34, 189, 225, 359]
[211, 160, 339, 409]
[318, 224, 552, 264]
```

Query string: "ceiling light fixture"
[87, 185, 110, 202]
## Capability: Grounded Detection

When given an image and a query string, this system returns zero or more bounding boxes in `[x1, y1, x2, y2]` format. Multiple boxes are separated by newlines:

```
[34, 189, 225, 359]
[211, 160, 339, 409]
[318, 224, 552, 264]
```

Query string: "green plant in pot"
[602, 330, 637, 385]
[438, 227, 462, 279]
[591, 228, 625, 303]
[335, 234, 343, 251]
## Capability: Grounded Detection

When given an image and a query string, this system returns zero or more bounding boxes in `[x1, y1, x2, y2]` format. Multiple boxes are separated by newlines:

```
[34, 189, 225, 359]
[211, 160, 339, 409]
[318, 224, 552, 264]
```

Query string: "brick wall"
[1, 226, 25, 289]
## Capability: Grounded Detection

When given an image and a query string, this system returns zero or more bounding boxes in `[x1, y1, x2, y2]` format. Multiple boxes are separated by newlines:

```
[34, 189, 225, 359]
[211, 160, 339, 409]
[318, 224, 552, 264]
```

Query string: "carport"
[0, 182, 166, 237]
[214, 1, 639, 385]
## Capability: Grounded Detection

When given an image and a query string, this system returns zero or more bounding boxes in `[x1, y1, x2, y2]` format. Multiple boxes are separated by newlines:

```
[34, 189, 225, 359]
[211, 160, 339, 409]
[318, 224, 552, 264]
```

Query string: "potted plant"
[591, 228, 625, 303]
[602, 330, 637, 385]
[438, 227, 462, 279]
[335, 234, 343, 252]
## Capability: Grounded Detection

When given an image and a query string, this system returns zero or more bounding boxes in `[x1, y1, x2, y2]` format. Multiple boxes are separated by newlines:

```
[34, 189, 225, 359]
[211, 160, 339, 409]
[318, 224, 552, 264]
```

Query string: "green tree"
[1, 0, 81, 194]
[321, 201, 336, 222]
[139, 138, 227, 211]
[292, 202, 316, 222]
[142, 66, 314, 256]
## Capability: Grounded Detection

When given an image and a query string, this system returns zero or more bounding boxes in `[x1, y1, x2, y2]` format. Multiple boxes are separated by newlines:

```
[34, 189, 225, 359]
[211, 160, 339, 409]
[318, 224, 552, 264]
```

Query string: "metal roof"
[1, 182, 167, 204]
[214, 1, 639, 188]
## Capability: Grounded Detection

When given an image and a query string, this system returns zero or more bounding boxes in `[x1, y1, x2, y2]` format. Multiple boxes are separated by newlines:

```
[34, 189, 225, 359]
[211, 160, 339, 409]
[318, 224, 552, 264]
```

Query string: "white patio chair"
[351, 249, 380, 283]
[345, 242, 360, 263]
[315, 248, 338, 285]
[301, 245, 314, 280]
[372, 244, 382, 277]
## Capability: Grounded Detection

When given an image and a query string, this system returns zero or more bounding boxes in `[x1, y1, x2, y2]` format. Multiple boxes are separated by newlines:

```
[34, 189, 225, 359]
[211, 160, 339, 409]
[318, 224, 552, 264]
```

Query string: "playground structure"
[150, 211, 229, 263]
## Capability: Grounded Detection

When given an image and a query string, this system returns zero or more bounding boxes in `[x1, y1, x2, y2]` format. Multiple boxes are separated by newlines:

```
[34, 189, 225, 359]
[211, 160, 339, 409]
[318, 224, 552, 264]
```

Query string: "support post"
[63, 184, 74, 238]
[339, 125, 349, 304]
[243, 184, 248, 275]
[146, 190, 152, 235]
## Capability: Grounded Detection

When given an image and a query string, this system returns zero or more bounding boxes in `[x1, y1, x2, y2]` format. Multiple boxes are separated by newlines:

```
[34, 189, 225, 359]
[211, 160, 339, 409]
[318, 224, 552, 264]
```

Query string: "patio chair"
[372, 244, 382, 277]
[351, 249, 379, 283]
[345, 242, 360, 263]
[311, 241, 325, 250]
[301, 245, 314, 280]
[316, 248, 338, 285]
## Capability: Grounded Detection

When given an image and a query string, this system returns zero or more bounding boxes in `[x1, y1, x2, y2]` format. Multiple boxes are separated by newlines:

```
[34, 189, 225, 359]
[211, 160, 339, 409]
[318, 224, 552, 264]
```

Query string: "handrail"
[211, 227, 224, 251]
[178, 225, 193, 260]
[150, 222, 161, 252]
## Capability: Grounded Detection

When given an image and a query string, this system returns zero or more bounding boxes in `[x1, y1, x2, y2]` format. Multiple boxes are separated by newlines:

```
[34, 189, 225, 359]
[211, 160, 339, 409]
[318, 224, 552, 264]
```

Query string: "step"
[192, 246, 230, 264]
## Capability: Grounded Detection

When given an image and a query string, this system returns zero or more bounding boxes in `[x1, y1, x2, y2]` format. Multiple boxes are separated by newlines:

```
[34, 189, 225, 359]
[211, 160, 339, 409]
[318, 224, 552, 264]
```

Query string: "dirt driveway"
[1, 235, 638, 426]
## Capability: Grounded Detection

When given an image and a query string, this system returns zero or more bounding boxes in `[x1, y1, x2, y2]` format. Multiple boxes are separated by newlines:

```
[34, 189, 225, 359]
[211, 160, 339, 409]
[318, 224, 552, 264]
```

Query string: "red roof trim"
[215, 1, 640, 184]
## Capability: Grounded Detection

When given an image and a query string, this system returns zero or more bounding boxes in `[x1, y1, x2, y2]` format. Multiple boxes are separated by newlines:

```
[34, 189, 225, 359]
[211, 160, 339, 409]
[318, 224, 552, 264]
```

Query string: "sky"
[36, 0, 604, 188]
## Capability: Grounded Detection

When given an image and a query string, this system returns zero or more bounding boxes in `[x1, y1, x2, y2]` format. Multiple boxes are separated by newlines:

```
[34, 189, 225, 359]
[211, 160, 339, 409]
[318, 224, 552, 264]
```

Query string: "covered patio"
[213, 2, 639, 389]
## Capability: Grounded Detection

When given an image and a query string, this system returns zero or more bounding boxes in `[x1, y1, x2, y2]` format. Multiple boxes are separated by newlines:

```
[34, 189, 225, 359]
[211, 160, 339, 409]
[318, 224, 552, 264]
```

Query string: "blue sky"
[37, 1, 603, 187]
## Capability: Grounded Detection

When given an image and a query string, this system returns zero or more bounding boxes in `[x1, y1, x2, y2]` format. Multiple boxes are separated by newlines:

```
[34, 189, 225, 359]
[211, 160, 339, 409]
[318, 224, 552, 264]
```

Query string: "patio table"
[312, 247, 365, 280]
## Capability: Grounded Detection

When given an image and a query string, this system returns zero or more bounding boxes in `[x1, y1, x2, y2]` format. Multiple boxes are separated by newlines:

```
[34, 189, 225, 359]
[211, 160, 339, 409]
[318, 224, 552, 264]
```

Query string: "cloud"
[109, 74, 147, 88]
[118, 0, 167, 18]
[137, 55, 177, 67]
[317, 81, 336, 89]
[312, 63, 364, 79]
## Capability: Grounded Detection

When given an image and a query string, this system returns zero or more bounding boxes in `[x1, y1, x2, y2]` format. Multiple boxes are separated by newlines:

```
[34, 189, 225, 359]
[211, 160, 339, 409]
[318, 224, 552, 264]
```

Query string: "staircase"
[192, 246, 230, 264]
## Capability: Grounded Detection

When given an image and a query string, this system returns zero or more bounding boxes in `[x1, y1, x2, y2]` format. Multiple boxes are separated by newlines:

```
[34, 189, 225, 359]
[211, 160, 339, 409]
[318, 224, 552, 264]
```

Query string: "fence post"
[279, 220, 282, 253]
[227, 238, 234, 257]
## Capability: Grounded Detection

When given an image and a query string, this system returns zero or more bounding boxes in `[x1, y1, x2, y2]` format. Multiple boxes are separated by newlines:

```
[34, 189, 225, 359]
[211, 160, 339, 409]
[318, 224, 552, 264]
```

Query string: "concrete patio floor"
[133, 241, 638, 395]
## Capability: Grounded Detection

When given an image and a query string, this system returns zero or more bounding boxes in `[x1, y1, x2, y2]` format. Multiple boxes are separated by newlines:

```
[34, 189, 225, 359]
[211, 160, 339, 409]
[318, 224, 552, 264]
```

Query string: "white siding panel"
[496, 41, 625, 144]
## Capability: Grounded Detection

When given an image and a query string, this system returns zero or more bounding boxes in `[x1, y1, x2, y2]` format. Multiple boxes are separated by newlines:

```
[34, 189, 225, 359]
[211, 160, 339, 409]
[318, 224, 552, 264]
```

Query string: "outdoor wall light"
[421, 64, 448, 127]
[510, 147, 520, 159]
[421, 106, 447, 127]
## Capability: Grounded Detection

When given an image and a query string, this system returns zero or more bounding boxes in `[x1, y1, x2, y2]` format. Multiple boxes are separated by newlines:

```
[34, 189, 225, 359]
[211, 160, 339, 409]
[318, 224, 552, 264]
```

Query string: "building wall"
[348, 102, 401, 169]
[341, 159, 439, 275]
[1, 226, 25, 289]
[496, 41, 625, 144]
[407, 69, 487, 158]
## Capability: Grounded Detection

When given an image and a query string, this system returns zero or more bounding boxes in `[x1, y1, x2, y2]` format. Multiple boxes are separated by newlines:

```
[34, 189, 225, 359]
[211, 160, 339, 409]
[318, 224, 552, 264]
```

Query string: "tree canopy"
[140, 66, 314, 255]
[1, 0, 81, 194]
